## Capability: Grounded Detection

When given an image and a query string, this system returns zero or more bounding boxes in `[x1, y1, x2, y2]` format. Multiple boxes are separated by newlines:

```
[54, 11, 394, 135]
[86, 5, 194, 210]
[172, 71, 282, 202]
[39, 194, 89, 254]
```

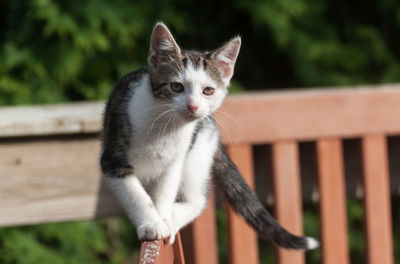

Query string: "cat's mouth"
[179, 111, 202, 122]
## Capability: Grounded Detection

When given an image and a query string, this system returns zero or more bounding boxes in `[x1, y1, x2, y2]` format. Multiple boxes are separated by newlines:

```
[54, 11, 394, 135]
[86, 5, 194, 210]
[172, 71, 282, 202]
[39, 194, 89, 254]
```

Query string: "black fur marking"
[203, 59, 208, 70]
[193, 57, 201, 69]
[212, 142, 310, 250]
[182, 57, 188, 68]
[150, 81, 174, 99]
[153, 82, 167, 91]
[188, 121, 203, 152]
[182, 50, 205, 70]
[204, 51, 212, 59]
[100, 69, 148, 178]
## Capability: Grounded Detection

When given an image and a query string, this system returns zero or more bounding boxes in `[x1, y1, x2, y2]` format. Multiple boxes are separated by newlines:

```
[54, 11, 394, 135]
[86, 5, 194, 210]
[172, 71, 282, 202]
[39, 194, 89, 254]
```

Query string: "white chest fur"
[127, 75, 196, 182]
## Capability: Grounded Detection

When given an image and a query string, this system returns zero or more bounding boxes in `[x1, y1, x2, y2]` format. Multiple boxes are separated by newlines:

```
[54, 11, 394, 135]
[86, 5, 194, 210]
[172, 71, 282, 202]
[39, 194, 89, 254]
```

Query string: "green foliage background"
[1, 0, 400, 263]
[2, 0, 400, 106]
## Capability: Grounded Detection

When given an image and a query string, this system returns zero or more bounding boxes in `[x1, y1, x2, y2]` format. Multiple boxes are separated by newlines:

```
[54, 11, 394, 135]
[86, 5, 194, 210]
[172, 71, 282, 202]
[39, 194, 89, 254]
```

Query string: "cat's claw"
[137, 221, 170, 241]
[164, 234, 175, 245]
[162, 218, 176, 245]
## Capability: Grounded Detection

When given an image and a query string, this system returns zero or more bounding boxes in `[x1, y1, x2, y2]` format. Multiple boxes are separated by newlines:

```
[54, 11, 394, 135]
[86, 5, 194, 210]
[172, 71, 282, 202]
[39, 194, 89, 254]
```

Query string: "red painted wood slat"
[361, 135, 393, 264]
[216, 87, 400, 144]
[316, 139, 349, 264]
[226, 144, 259, 264]
[181, 195, 218, 264]
[173, 233, 186, 264]
[271, 141, 305, 264]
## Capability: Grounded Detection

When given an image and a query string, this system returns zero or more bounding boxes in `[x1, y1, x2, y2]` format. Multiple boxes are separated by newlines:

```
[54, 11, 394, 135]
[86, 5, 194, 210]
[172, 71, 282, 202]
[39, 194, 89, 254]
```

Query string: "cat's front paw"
[137, 221, 170, 241]
[162, 218, 176, 245]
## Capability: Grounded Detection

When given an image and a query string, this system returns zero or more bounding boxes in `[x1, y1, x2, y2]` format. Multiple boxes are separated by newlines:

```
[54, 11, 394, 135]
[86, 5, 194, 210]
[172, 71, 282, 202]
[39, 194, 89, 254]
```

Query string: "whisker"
[157, 112, 172, 140]
[214, 116, 233, 145]
[172, 116, 178, 138]
[214, 115, 236, 139]
[214, 113, 238, 139]
[163, 115, 174, 136]
[215, 110, 239, 128]
[147, 109, 174, 137]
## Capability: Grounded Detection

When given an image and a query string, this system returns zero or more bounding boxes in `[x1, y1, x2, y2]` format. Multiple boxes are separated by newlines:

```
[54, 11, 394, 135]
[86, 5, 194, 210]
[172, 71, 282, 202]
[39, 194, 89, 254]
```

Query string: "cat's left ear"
[148, 23, 181, 69]
[211, 36, 241, 82]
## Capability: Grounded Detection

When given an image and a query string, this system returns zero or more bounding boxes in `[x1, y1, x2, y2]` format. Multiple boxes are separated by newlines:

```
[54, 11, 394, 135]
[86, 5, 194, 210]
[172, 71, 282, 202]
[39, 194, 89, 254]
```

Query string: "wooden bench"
[0, 84, 398, 264]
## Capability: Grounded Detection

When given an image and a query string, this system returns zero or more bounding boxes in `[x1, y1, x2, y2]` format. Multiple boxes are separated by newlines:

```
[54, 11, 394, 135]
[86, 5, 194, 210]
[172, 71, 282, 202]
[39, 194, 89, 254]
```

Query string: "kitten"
[100, 23, 318, 250]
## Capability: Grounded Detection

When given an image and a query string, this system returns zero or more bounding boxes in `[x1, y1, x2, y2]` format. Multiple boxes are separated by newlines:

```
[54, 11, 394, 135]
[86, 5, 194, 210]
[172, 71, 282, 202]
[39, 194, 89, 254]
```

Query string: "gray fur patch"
[101, 69, 147, 177]
[149, 49, 226, 96]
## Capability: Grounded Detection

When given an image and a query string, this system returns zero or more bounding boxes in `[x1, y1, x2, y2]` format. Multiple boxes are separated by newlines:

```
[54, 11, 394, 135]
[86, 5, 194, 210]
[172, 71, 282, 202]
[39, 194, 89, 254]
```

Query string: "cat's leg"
[171, 189, 208, 236]
[149, 160, 184, 242]
[169, 131, 218, 243]
[104, 175, 170, 241]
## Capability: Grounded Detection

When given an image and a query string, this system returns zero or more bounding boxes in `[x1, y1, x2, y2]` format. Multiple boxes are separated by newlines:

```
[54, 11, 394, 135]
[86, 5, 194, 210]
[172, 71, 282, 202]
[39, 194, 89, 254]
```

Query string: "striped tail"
[212, 142, 319, 250]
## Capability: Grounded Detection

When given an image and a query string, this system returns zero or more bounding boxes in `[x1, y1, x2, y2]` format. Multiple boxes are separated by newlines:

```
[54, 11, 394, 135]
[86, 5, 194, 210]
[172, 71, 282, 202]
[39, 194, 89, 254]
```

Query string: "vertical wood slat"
[361, 135, 393, 264]
[271, 141, 305, 264]
[181, 194, 218, 264]
[173, 233, 186, 264]
[316, 139, 349, 264]
[227, 144, 259, 264]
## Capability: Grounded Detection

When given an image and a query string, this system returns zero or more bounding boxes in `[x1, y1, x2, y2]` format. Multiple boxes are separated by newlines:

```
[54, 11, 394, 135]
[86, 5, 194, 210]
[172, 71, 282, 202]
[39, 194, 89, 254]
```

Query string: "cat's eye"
[170, 82, 185, 93]
[203, 87, 215, 96]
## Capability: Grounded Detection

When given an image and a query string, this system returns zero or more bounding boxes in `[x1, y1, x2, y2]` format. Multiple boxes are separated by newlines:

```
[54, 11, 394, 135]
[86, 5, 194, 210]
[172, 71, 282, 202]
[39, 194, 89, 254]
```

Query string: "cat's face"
[148, 23, 241, 121]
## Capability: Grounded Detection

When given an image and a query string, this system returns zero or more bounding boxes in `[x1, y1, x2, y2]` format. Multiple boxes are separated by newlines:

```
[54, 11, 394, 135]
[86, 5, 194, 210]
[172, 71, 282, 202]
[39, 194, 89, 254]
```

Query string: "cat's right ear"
[148, 23, 181, 69]
[210, 36, 241, 82]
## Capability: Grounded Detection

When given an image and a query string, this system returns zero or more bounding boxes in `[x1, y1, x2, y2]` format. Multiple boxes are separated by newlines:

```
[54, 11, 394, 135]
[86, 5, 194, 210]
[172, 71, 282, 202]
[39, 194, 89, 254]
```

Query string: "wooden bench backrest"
[187, 86, 399, 264]
[0, 85, 398, 264]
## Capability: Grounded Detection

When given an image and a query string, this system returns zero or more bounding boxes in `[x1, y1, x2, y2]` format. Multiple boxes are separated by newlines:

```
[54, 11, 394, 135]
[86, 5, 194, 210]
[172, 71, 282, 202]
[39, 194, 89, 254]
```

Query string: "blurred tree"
[0, 0, 187, 105]
[238, 0, 400, 86]
[1, 0, 400, 106]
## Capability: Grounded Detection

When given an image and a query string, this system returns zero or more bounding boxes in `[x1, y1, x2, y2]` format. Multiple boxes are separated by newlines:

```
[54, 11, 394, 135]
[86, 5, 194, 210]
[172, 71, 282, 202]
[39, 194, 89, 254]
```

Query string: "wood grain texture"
[0, 102, 103, 137]
[2, 85, 400, 142]
[316, 139, 349, 264]
[137, 234, 185, 264]
[181, 195, 218, 264]
[361, 135, 393, 264]
[271, 141, 304, 264]
[138, 239, 174, 264]
[216, 85, 400, 143]
[173, 233, 186, 264]
[0, 136, 123, 227]
[226, 144, 258, 264]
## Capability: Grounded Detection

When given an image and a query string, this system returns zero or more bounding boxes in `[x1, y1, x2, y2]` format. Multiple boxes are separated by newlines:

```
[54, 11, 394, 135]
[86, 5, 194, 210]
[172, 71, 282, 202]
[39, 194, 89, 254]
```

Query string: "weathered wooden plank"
[0, 136, 123, 226]
[216, 85, 400, 144]
[137, 234, 185, 264]
[227, 144, 258, 264]
[271, 141, 304, 264]
[0, 102, 103, 137]
[361, 135, 393, 264]
[138, 240, 164, 264]
[138, 239, 173, 264]
[2, 86, 400, 142]
[181, 194, 218, 264]
[316, 139, 349, 264]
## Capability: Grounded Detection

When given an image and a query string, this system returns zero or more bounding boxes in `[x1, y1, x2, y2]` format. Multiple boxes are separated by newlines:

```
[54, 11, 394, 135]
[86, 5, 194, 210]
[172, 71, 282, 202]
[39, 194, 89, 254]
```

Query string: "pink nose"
[187, 104, 199, 113]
